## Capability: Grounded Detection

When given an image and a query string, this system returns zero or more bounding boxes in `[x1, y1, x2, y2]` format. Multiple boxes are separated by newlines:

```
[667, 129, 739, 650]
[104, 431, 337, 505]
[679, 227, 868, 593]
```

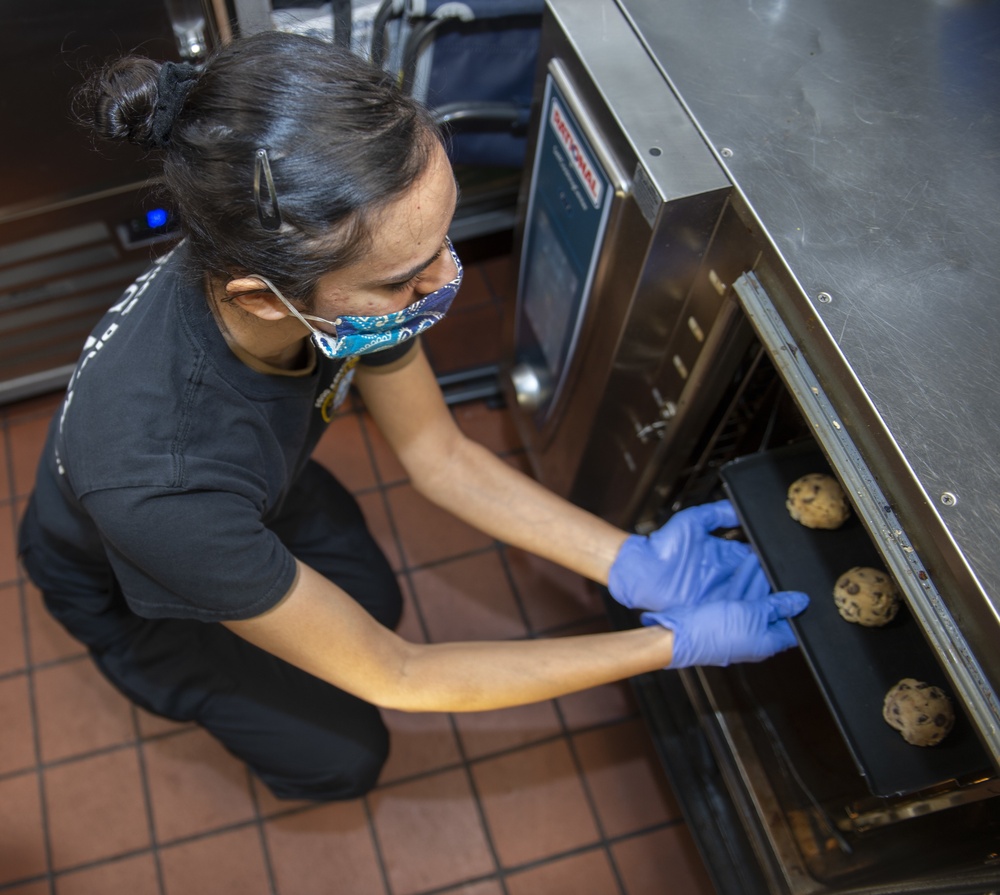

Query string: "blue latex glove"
[641, 569, 809, 668]
[608, 500, 752, 611]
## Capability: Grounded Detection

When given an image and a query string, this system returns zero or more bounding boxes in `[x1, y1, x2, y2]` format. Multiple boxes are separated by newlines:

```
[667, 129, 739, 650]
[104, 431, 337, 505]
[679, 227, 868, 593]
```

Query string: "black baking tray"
[720, 441, 990, 798]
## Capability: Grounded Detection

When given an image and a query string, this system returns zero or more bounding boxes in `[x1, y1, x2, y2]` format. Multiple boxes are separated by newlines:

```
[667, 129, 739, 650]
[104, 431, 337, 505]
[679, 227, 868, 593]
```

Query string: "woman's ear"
[225, 277, 291, 321]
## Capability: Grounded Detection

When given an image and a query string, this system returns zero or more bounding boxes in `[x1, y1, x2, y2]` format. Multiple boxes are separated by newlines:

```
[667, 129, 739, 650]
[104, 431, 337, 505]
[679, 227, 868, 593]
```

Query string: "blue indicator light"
[146, 208, 168, 229]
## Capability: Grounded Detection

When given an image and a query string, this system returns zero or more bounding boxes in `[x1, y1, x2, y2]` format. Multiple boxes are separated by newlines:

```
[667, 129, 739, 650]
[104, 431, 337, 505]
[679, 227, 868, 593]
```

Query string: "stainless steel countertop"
[616, 0, 999, 659]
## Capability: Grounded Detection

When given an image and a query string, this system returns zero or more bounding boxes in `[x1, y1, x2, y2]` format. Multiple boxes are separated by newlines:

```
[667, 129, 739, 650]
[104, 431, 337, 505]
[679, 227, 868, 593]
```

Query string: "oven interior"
[606, 340, 1000, 894]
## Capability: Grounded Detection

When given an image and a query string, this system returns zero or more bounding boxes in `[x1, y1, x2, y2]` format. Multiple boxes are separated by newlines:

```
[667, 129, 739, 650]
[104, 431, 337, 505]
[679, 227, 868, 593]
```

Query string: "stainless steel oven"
[503, 1, 1000, 892]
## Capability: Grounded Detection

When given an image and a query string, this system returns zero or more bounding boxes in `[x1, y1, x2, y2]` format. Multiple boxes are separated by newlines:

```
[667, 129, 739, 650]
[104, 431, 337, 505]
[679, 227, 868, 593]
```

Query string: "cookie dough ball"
[786, 473, 850, 529]
[883, 678, 954, 746]
[833, 566, 900, 627]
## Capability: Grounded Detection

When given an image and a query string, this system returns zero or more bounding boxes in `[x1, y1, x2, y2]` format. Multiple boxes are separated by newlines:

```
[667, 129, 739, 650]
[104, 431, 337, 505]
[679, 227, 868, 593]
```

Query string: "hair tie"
[150, 61, 200, 149]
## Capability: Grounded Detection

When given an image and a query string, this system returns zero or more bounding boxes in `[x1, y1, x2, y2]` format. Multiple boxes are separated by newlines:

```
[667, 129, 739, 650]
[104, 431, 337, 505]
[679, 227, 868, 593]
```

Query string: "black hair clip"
[253, 148, 282, 231]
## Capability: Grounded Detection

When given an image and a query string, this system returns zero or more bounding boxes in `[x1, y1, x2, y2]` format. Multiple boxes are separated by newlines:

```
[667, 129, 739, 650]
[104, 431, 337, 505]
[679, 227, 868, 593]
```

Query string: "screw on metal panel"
[708, 269, 727, 296]
[688, 315, 706, 342]
[720, 147, 734, 158]
[940, 492, 958, 506]
[817, 292, 833, 303]
[635, 419, 668, 442]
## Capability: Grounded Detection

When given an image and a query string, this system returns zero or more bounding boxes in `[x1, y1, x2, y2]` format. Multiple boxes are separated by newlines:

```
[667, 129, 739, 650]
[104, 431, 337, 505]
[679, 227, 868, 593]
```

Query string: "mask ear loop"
[253, 149, 282, 232]
[247, 274, 340, 345]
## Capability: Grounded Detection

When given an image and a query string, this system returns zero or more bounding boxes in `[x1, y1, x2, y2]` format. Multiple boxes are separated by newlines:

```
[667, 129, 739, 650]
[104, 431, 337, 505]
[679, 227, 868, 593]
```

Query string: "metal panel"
[504, 0, 730, 497]
[0, 191, 173, 401]
[615, 0, 1000, 748]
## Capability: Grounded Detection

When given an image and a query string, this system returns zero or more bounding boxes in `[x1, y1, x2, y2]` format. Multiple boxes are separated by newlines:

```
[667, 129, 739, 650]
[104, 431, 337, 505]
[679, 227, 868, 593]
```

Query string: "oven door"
[504, 0, 730, 499]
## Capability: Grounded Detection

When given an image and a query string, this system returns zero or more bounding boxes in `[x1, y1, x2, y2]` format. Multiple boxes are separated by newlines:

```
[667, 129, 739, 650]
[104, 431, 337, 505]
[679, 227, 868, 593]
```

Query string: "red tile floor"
[0, 251, 717, 894]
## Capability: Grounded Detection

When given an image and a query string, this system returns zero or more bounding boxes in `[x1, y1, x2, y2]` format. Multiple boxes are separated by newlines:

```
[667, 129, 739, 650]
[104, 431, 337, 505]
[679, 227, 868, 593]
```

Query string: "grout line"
[130, 705, 168, 895]
[246, 767, 280, 895]
[361, 795, 393, 895]
[493, 543, 536, 641]
[0, 703, 627, 792]
[353, 407, 393, 492]
[4, 818, 277, 888]
[406, 873, 502, 895]
[14, 547, 56, 894]
[415, 517, 533, 893]
[355, 404, 422, 895]
[386, 820, 685, 895]
[445, 704, 511, 895]
[225, 698, 642, 826]
[1, 737, 162, 781]
[551, 694, 627, 895]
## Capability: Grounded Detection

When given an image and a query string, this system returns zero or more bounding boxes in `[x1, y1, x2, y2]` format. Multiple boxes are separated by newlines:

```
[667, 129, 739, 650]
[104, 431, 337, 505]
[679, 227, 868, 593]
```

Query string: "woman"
[18, 31, 806, 802]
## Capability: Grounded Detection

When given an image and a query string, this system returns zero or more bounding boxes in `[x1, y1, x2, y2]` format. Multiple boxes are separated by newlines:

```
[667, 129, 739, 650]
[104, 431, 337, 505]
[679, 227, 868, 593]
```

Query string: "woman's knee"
[254, 723, 390, 802]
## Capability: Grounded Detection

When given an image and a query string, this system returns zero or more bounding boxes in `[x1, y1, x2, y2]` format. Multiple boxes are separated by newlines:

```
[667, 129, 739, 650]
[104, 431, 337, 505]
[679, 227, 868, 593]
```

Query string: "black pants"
[28, 461, 402, 802]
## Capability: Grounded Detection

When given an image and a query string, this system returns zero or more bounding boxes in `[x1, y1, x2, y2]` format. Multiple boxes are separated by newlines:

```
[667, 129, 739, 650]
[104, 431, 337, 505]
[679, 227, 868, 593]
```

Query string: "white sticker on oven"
[549, 99, 603, 208]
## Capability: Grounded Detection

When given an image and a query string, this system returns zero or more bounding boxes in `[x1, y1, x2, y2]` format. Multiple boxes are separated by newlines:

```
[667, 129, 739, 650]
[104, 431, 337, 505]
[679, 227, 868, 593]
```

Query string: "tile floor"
[0, 250, 717, 894]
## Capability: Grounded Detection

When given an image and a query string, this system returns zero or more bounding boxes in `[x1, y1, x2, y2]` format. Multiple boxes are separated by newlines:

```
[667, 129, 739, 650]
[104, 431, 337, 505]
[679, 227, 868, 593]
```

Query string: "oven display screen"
[522, 209, 580, 373]
[515, 78, 614, 423]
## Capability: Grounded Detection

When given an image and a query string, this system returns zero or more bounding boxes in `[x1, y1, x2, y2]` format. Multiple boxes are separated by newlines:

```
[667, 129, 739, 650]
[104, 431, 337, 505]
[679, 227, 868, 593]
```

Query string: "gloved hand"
[608, 500, 752, 611]
[641, 567, 809, 668]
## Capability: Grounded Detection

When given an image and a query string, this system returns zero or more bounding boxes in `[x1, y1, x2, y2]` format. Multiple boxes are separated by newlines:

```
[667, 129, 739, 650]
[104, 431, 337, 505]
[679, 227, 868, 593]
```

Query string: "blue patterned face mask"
[249, 238, 462, 360]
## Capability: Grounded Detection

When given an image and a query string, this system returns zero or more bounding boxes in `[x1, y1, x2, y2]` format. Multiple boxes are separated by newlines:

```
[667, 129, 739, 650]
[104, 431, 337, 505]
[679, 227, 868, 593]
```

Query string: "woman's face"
[309, 141, 459, 320]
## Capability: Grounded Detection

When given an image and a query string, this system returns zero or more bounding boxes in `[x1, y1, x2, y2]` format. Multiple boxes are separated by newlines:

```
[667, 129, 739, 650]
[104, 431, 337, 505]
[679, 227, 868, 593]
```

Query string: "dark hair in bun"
[77, 56, 163, 146]
[74, 31, 441, 303]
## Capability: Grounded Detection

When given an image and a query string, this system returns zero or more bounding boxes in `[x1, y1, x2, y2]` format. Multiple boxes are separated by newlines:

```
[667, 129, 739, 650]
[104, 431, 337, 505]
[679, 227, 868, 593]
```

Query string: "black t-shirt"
[19, 245, 411, 624]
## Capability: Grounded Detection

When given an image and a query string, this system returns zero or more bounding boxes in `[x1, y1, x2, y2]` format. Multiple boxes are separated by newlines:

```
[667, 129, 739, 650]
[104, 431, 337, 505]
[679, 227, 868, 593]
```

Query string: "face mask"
[249, 238, 463, 360]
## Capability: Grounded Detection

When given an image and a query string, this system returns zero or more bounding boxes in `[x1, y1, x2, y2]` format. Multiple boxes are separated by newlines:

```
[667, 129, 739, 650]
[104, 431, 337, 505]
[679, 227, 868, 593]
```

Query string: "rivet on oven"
[687, 316, 705, 342]
[708, 269, 727, 295]
[720, 147, 734, 158]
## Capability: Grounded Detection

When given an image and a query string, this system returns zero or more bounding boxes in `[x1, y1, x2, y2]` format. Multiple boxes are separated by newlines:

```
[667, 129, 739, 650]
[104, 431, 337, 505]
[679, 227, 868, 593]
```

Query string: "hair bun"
[77, 57, 199, 150]
[77, 56, 162, 148]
